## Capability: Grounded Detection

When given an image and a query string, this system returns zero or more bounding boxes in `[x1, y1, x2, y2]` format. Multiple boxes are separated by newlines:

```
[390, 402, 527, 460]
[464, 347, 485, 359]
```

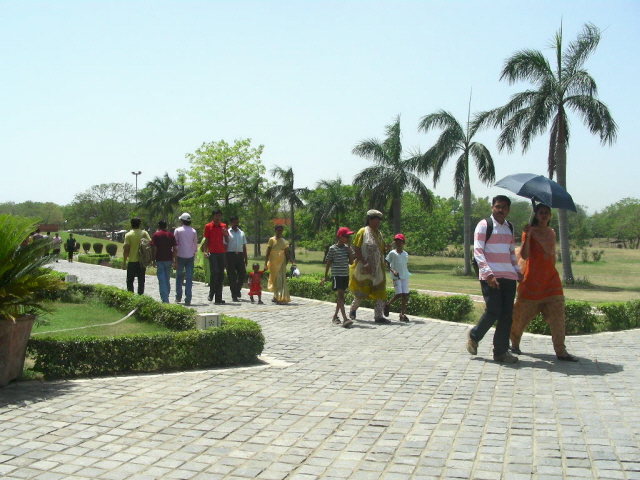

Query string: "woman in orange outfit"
[510, 203, 577, 361]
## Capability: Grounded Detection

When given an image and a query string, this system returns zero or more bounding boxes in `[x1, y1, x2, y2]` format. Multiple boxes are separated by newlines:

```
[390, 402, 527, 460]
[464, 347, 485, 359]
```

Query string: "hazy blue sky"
[1, 1, 638, 213]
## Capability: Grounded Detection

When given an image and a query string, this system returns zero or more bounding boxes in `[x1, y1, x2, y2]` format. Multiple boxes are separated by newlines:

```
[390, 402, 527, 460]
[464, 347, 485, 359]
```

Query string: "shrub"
[287, 275, 474, 322]
[93, 243, 104, 254]
[27, 317, 264, 379]
[598, 300, 640, 331]
[591, 250, 604, 262]
[105, 243, 118, 257]
[82, 242, 91, 253]
[78, 254, 111, 265]
[526, 300, 600, 335]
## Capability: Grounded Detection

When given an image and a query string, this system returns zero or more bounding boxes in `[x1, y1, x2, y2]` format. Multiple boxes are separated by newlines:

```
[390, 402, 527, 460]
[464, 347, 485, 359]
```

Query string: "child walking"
[321, 227, 355, 328]
[247, 263, 266, 304]
[385, 233, 410, 322]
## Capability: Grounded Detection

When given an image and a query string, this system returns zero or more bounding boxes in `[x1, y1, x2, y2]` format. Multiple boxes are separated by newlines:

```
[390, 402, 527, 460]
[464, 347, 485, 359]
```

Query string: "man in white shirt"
[226, 216, 248, 302]
[173, 213, 198, 306]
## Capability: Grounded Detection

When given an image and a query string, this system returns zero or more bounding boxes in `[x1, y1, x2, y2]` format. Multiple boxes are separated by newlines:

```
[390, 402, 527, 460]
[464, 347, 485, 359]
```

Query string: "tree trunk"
[556, 112, 574, 283]
[290, 204, 296, 261]
[463, 178, 472, 276]
[392, 197, 401, 234]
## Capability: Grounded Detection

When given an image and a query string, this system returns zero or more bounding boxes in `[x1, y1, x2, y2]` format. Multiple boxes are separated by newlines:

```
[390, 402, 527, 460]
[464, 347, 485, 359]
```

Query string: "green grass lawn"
[287, 245, 640, 305]
[32, 298, 171, 338]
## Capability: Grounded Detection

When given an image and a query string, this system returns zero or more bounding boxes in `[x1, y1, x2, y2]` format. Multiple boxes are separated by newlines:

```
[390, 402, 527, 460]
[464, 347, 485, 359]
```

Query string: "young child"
[321, 227, 355, 328]
[385, 233, 410, 322]
[247, 263, 266, 304]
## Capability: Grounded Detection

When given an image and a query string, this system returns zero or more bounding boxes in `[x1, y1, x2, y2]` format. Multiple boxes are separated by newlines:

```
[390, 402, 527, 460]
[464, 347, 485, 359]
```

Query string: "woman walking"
[349, 209, 389, 323]
[510, 203, 577, 361]
[264, 224, 291, 304]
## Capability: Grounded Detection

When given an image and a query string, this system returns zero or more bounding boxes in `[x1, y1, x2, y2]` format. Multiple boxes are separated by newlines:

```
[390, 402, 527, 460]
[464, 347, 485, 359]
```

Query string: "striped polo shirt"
[473, 215, 520, 281]
[326, 243, 352, 277]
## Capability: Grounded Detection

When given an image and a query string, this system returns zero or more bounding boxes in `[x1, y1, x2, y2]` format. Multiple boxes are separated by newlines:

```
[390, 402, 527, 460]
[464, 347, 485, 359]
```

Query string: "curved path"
[0, 262, 638, 479]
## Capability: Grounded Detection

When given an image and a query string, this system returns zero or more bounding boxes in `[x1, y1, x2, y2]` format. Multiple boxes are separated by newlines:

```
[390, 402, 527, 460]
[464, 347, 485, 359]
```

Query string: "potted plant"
[0, 214, 63, 387]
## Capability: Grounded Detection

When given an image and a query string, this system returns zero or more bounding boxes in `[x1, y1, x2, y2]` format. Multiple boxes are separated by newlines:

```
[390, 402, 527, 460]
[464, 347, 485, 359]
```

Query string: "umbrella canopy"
[495, 173, 577, 212]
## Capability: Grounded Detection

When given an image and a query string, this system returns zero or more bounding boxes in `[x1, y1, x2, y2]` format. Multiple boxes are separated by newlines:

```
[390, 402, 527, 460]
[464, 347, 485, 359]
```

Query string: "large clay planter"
[0, 315, 35, 387]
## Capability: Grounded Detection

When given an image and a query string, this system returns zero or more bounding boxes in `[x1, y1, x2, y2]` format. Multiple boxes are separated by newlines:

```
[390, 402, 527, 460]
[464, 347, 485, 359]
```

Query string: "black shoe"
[374, 318, 391, 324]
[214, 300, 226, 305]
[232, 297, 239, 302]
[557, 354, 578, 362]
[207, 295, 213, 302]
[349, 309, 356, 320]
[510, 346, 522, 355]
[383, 304, 390, 317]
[184, 301, 191, 306]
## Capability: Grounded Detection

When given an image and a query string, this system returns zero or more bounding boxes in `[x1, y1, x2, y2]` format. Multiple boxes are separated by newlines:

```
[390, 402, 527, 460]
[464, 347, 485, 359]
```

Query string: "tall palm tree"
[473, 23, 617, 282]
[353, 115, 432, 233]
[417, 107, 495, 276]
[267, 166, 308, 260]
[307, 177, 355, 232]
[139, 173, 190, 224]
[242, 175, 269, 257]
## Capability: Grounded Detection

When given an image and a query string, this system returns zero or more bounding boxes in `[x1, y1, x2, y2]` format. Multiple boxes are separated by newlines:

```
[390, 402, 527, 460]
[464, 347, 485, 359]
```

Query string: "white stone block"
[196, 313, 221, 330]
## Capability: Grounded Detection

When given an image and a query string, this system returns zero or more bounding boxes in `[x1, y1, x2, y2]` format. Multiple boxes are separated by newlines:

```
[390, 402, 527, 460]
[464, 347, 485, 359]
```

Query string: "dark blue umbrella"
[495, 173, 577, 212]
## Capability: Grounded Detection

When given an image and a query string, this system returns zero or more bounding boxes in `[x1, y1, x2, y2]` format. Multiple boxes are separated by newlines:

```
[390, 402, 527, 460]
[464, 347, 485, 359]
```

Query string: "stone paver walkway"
[1, 261, 639, 479]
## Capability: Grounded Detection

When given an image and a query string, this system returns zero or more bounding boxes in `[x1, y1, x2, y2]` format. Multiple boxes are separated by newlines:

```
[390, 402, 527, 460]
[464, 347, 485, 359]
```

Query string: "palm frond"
[469, 143, 496, 185]
[563, 23, 601, 74]
[565, 95, 618, 145]
[500, 49, 553, 85]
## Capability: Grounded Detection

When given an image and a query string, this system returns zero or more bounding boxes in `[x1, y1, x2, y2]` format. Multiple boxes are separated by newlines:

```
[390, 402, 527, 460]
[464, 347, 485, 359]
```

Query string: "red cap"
[394, 233, 405, 241]
[336, 227, 354, 237]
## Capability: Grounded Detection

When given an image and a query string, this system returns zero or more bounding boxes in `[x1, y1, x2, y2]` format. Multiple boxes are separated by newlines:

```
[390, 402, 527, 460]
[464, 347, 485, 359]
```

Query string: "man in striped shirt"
[467, 195, 523, 363]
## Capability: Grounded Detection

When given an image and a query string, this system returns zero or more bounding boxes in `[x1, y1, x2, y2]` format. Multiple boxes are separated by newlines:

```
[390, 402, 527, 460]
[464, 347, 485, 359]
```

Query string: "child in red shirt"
[247, 263, 266, 304]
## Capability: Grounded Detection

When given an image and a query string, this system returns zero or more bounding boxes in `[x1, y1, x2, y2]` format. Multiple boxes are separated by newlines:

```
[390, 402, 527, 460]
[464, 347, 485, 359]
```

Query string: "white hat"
[179, 213, 191, 221]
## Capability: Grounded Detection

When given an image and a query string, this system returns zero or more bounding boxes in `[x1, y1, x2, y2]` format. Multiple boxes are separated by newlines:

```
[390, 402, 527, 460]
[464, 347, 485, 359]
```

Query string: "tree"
[138, 173, 190, 225]
[67, 183, 135, 232]
[266, 166, 308, 261]
[417, 109, 495, 275]
[592, 198, 640, 249]
[306, 177, 356, 232]
[183, 139, 266, 220]
[400, 193, 457, 254]
[474, 23, 617, 282]
[242, 175, 272, 257]
[353, 115, 433, 233]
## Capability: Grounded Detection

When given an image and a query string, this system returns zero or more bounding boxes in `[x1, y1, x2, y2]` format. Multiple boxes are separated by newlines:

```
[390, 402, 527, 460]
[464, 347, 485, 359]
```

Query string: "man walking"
[51, 232, 62, 262]
[467, 195, 522, 363]
[151, 220, 177, 303]
[226, 215, 248, 302]
[202, 209, 228, 304]
[122, 217, 151, 295]
[174, 212, 198, 306]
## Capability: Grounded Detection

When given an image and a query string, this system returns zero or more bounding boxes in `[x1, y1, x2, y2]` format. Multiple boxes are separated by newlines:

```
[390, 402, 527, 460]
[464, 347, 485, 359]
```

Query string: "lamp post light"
[131, 171, 142, 202]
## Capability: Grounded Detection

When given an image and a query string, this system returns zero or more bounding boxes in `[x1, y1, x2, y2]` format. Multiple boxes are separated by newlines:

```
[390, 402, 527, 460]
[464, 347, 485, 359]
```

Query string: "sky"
[1, 1, 638, 214]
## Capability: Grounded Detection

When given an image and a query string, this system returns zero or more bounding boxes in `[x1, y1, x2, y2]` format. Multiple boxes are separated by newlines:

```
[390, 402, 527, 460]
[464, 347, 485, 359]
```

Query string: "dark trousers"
[126, 261, 146, 295]
[470, 278, 517, 356]
[208, 253, 225, 302]
[226, 252, 246, 298]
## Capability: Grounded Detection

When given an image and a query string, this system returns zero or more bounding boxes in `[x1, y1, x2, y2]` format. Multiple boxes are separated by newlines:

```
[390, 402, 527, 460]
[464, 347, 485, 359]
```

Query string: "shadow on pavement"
[472, 353, 623, 375]
[0, 381, 76, 408]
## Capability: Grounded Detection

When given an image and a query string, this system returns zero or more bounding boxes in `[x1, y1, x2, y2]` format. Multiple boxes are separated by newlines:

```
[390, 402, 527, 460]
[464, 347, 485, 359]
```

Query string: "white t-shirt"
[385, 249, 410, 280]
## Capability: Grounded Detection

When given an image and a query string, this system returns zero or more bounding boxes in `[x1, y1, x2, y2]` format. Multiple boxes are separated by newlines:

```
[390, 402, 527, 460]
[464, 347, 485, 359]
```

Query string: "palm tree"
[353, 115, 432, 233]
[267, 166, 308, 260]
[306, 177, 355, 232]
[417, 107, 495, 276]
[242, 175, 270, 257]
[139, 173, 190, 225]
[473, 23, 617, 282]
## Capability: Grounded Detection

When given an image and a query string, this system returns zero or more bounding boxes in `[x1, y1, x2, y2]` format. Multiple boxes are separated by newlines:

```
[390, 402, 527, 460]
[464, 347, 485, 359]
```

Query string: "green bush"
[93, 243, 104, 254]
[598, 300, 640, 331]
[105, 243, 118, 257]
[82, 242, 91, 253]
[27, 317, 264, 379]
[78, 254, 111, 265]
[288, 275, 474, 322]
[525, 300, 600, 335]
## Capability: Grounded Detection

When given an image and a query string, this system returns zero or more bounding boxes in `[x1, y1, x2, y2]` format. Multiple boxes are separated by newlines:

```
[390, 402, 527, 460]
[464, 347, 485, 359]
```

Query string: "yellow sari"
[349, 226, 387, 301]
[267, 236, 290, 303]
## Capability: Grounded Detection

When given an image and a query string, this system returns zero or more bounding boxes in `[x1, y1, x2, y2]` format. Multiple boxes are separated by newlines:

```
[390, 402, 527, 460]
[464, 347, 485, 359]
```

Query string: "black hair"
[131, 217, 142, 228]
[212, 209, 222, 216]
[229, 215, 239, 222]
[492, 195, 511, 207]
[531, 203, 551, 227]
[158, 219, 167, 229]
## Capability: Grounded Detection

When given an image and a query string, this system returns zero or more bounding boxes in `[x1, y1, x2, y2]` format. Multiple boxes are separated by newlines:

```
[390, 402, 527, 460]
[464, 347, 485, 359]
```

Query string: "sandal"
[400, 314, 409, 322]
[332, 317, 341, 325]
[349, 309, 357, 320]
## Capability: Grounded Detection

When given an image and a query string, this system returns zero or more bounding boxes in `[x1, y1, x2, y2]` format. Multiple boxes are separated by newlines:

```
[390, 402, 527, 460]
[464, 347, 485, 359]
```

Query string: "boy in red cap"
[385, 233, 410, 322]
[321, 227, 355, 327]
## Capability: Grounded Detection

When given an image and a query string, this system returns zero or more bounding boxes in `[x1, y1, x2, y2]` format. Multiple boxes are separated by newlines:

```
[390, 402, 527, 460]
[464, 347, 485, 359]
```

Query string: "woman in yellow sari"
[264, 224, 291, 304]
[349, 209, 389, 323]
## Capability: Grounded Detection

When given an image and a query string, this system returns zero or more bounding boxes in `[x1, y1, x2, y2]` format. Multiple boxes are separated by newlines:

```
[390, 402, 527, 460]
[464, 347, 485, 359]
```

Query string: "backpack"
[471, 217, 513, 275]
[138, 236, 153, 268]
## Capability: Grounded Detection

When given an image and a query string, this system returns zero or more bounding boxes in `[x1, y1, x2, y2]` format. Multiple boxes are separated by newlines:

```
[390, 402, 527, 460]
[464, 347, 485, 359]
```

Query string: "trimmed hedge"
[77, 253, 111, 265]
[27, 317, 264, 379]
[288, 275, 473, 322]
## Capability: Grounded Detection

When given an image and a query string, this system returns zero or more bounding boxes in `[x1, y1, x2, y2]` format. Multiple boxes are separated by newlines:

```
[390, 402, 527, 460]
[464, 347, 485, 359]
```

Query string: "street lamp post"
[131, 171, 142, 202]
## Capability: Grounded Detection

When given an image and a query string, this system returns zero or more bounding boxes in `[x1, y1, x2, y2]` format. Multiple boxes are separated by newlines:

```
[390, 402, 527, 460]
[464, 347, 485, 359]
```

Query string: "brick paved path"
[1, 262, 638, 479]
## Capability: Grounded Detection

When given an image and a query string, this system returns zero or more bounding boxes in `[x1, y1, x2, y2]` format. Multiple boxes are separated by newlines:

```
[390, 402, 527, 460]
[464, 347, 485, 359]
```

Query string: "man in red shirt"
[201, 209, 229, 304]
